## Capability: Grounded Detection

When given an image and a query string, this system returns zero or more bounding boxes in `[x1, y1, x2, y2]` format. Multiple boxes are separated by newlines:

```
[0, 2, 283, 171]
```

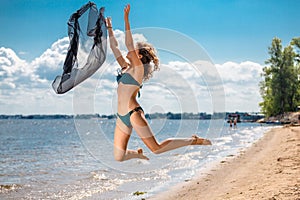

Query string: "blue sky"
[0, 0, 300, 114]
[1, 0, 300, 64]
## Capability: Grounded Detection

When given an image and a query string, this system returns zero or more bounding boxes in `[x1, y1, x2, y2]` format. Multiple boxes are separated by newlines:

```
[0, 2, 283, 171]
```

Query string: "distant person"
[229, 119, 233, 128]
[107, 4, 212, 162]
[234, 118, 237, 129]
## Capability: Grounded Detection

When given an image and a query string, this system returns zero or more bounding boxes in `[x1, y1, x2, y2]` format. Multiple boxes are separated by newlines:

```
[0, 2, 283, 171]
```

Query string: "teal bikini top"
[116, 72, 142, 97]
[117, 73, 141, 87]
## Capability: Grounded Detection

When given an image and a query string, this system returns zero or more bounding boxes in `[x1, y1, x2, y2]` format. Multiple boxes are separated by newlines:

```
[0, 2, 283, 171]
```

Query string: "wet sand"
[150, 126, 300, 200]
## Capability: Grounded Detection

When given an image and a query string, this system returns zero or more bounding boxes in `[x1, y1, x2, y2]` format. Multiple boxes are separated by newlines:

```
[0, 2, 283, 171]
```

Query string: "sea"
[0, 118, 274, 200]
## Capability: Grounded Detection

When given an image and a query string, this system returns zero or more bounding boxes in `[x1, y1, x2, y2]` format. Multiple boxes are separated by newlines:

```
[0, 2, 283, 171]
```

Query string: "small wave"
[0, 184, 22, 193]
[213, 136, 233, 146]
[91, 172, 109, 181]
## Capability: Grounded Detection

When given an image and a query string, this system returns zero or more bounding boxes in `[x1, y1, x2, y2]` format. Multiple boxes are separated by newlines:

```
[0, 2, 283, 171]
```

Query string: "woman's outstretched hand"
[124, 4, 130, 20]
[106, 17, 112, 28]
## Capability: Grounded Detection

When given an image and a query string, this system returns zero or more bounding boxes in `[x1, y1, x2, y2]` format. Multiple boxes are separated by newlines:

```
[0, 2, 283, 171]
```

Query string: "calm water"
[0, 118, 272, 199]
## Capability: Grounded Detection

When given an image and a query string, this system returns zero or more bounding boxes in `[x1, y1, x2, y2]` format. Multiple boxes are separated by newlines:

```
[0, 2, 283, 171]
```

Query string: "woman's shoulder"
[127, 52, 143, 67]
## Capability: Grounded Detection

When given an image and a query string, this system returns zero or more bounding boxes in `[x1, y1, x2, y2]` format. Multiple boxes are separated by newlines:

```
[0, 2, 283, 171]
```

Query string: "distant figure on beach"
[107, 4, 211, 162]
[229, 119, 233, 128]
[233, 118, 237, 129]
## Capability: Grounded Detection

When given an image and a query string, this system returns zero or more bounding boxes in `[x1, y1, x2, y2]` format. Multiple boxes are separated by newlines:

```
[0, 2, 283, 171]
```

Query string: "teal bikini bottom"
[117, 106, 144, 127]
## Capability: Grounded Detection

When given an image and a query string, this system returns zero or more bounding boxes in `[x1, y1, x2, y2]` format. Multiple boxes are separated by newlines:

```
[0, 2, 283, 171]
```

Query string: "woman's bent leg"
[114, 120, 149, 162]
[131, 111, 211, 154]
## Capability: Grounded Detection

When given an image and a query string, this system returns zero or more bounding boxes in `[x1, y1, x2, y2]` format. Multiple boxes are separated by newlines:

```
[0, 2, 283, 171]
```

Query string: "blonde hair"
[136, 42, 159, 81]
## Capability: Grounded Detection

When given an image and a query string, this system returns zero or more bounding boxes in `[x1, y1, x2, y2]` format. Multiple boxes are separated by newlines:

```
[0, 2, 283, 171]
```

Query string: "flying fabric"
[52, 2, 107, 94]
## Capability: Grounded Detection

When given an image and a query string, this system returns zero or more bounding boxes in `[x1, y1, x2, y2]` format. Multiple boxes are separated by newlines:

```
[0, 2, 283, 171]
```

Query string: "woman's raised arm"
[124, 4, 135, 52]
[107, 17, 128, 68]
[123, 4, 143, 68]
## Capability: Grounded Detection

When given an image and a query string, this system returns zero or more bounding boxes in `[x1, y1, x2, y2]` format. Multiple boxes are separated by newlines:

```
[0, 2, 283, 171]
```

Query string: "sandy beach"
[150, 126, 300, 200]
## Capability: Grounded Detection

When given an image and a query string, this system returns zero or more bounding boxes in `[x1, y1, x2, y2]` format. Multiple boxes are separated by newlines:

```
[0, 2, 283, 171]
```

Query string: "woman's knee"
[114, 149, 125, 162]
[148, 145, 161, 154]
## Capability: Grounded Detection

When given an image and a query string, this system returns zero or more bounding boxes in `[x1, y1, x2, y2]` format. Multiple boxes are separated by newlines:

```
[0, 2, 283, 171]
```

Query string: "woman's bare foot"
[137, 148, 149, 160]
[191, 135, 212, 145]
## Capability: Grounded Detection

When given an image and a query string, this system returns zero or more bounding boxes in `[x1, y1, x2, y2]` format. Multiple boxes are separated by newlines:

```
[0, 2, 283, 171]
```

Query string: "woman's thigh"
[114, 119, 132, 152]
[130, 111, 160, 151]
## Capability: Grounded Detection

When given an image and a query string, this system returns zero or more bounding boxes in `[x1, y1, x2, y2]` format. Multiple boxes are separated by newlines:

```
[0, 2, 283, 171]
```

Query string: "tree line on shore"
[0, 112, 260, 121]
[260, 37, 300, 117]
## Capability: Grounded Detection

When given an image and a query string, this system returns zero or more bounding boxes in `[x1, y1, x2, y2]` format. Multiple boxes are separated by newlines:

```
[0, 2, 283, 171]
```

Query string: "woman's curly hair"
[136, 42, 159, 81]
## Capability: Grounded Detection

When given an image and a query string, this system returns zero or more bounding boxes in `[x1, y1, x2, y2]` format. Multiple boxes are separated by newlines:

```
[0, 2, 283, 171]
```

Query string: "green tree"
[291, 37, 300, 108]
[260, 37, 300, 117]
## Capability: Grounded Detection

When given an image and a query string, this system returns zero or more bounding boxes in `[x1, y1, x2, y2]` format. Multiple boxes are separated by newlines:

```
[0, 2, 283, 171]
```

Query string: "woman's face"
[126, 49, 142, 61]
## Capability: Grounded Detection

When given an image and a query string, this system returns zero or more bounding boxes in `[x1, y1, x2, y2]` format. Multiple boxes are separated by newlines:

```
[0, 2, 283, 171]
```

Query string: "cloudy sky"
[1, 0, 300, 115]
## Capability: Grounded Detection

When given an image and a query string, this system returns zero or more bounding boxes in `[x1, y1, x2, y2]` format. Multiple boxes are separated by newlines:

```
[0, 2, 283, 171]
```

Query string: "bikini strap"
[137, 84, 143, 98]
[129, 106, 144, 116]
[116, 69, 122, 82]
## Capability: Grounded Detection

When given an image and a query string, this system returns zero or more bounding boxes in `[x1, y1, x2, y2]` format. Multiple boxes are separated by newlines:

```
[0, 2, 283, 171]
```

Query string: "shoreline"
[149, 126, 300, 200]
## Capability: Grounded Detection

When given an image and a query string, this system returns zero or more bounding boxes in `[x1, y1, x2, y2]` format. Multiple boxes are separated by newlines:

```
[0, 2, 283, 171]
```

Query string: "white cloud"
[0, 47, 37, 91]
[0, 47, 30, 77]
[216, 61, 262, 83]
[0, 81, 16, 89]
[216, 61, 264, 112]
[31, 37, 69, 82]
[0, 30, 264, 114]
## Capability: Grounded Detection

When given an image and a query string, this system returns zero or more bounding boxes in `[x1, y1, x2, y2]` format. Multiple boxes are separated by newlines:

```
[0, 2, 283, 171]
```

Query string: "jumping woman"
[107, 4, 212, 162]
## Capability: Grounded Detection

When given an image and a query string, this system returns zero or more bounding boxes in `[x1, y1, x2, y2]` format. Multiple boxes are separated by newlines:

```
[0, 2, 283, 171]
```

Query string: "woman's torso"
[117, 66, 144, 115]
